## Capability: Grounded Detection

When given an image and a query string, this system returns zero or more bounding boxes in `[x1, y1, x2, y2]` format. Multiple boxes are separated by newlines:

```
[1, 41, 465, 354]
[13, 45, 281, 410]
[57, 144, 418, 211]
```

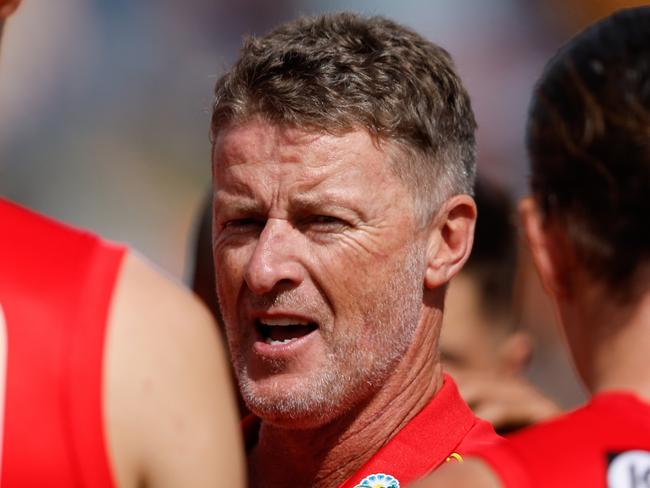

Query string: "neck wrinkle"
[249, 311, 443, 488]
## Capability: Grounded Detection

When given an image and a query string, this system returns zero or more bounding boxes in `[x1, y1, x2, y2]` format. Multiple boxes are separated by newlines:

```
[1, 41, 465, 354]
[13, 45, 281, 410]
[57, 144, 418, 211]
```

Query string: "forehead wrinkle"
[214, 175, 258, 199]
[213, 123, 277, 172]
[215, 119, 333, 168]
[272, 124, 328, 153]
[215, 121, 407, 219]
[289, 185, 359, 212]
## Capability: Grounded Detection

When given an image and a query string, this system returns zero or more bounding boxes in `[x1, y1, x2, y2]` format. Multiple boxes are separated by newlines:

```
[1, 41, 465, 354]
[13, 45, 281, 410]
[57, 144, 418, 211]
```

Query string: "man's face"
[212, 119, 427, 427]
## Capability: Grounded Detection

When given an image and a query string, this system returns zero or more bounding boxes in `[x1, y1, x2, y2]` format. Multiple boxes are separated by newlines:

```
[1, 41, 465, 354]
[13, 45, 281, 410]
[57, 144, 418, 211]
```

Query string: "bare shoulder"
[411, 459, 503, 488]
[105, 251, 244, 488]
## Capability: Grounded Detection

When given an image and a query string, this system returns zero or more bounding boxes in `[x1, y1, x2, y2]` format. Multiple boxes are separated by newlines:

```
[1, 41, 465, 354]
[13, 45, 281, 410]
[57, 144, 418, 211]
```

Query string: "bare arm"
[105, 251, 245, 488]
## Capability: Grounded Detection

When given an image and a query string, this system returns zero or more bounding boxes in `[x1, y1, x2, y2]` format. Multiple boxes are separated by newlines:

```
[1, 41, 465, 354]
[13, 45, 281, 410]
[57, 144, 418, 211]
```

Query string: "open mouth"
[256, 318, 318, 346]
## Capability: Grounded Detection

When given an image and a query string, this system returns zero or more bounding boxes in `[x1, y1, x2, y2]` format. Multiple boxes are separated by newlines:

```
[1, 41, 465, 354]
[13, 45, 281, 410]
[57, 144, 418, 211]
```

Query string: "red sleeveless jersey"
[0, 198, 124, 487]
[473, 391, 650, 488]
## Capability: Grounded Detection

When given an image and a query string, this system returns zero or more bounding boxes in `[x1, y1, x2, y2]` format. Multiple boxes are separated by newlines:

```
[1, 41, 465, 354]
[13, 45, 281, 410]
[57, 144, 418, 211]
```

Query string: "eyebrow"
[290, 188, 354, 210]
[214, 187, 366, 221]
[290, 193, 324, 212]
[213, 193, 264, 216]
[291, 192, 366, 223]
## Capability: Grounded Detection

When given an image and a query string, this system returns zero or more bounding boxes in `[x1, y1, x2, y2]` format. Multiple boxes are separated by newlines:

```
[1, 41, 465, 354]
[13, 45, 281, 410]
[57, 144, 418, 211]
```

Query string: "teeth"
[259, 318, 310, 326]
[265, 337, 297, 345]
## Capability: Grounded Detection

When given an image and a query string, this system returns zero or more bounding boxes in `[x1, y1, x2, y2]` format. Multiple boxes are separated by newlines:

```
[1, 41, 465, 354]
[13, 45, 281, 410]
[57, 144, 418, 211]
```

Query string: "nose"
[244, 219, 306, 295]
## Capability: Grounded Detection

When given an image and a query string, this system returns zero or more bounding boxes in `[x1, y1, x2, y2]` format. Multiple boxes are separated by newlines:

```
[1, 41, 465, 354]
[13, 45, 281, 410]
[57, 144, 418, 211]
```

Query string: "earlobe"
[424, 195, 477, 289]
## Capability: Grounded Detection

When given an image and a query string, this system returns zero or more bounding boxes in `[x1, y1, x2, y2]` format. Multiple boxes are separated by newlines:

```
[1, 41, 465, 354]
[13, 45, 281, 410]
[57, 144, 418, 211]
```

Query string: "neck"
[562, 275, 650, 403]
[248, 310, 443, 488]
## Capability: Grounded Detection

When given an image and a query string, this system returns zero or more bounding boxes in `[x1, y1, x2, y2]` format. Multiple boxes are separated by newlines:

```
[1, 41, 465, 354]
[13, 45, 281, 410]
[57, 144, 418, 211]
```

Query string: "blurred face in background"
[440, 273, 512, 378]
[440, 270, 532, 381]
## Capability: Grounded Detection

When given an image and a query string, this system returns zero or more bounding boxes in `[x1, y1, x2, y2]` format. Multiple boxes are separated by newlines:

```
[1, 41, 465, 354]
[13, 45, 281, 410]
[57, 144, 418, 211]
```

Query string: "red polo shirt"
[244, 374, 499, 487]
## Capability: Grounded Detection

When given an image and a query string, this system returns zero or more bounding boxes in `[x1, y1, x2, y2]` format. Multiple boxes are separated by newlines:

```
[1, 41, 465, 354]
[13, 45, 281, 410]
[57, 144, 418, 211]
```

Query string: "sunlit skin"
[213, 119, 430, 426]
[212, 117, 476, 486]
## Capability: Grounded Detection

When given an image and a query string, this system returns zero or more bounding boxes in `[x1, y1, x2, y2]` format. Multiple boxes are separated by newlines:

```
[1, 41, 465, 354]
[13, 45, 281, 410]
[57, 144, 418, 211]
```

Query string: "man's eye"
[300, 215, 347, 231]
[311, 215, 340, 225]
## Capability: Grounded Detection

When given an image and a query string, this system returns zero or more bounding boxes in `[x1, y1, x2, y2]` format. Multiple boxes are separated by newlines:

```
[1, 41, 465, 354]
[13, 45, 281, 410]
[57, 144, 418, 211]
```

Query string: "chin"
[238, 371, 351, 428]
[256, 407, 340, 430]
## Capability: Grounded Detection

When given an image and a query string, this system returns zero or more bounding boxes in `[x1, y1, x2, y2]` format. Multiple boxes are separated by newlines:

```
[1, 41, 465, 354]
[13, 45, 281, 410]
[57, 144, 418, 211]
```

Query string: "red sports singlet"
[0, 198, 124, 487]
[473, 391, 650, 488]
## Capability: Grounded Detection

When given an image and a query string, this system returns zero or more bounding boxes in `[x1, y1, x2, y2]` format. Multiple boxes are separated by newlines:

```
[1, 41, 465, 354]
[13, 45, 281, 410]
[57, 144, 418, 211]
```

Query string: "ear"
[424, 194, 477, 289]
[0, 0, 20, 19]
[498, 331, 533, 376]
[519, 197, 575, 300]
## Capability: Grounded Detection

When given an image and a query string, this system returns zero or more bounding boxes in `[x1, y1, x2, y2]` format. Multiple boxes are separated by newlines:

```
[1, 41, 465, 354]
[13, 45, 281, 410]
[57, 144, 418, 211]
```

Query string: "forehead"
[212, 119, 401, 196]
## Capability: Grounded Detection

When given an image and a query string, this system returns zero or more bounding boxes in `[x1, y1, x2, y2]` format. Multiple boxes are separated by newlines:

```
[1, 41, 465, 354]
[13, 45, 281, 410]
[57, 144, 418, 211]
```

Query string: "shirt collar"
[340, 374, 476, 487]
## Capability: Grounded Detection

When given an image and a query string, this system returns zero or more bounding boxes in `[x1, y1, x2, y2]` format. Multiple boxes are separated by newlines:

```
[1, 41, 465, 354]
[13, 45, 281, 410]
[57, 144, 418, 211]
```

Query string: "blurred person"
[0, 1, 245, 487]
[210, 12, 500, 488]
[414, 6, 650, 488]
[441, 178, 560, 434]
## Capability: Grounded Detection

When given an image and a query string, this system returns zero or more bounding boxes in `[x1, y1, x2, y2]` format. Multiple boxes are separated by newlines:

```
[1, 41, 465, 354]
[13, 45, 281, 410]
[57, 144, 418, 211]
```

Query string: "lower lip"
[252, 328, 319, 357]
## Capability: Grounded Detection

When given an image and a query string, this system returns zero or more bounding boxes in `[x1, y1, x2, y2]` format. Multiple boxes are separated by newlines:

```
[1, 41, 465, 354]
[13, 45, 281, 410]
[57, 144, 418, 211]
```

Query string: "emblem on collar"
[354, 473, 400, 488]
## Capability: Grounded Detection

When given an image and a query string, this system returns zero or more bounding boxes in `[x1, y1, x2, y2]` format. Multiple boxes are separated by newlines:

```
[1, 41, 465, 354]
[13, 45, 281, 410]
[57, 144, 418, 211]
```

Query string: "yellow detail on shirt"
[445, 452, 463, 463]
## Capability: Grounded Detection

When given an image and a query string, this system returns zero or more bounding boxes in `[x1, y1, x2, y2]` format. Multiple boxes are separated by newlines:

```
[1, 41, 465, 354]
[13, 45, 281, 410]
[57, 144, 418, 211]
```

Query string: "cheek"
[310, 249, 383, 322]
[315, 232, 397, 283]
[313, 240, 421, 332]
